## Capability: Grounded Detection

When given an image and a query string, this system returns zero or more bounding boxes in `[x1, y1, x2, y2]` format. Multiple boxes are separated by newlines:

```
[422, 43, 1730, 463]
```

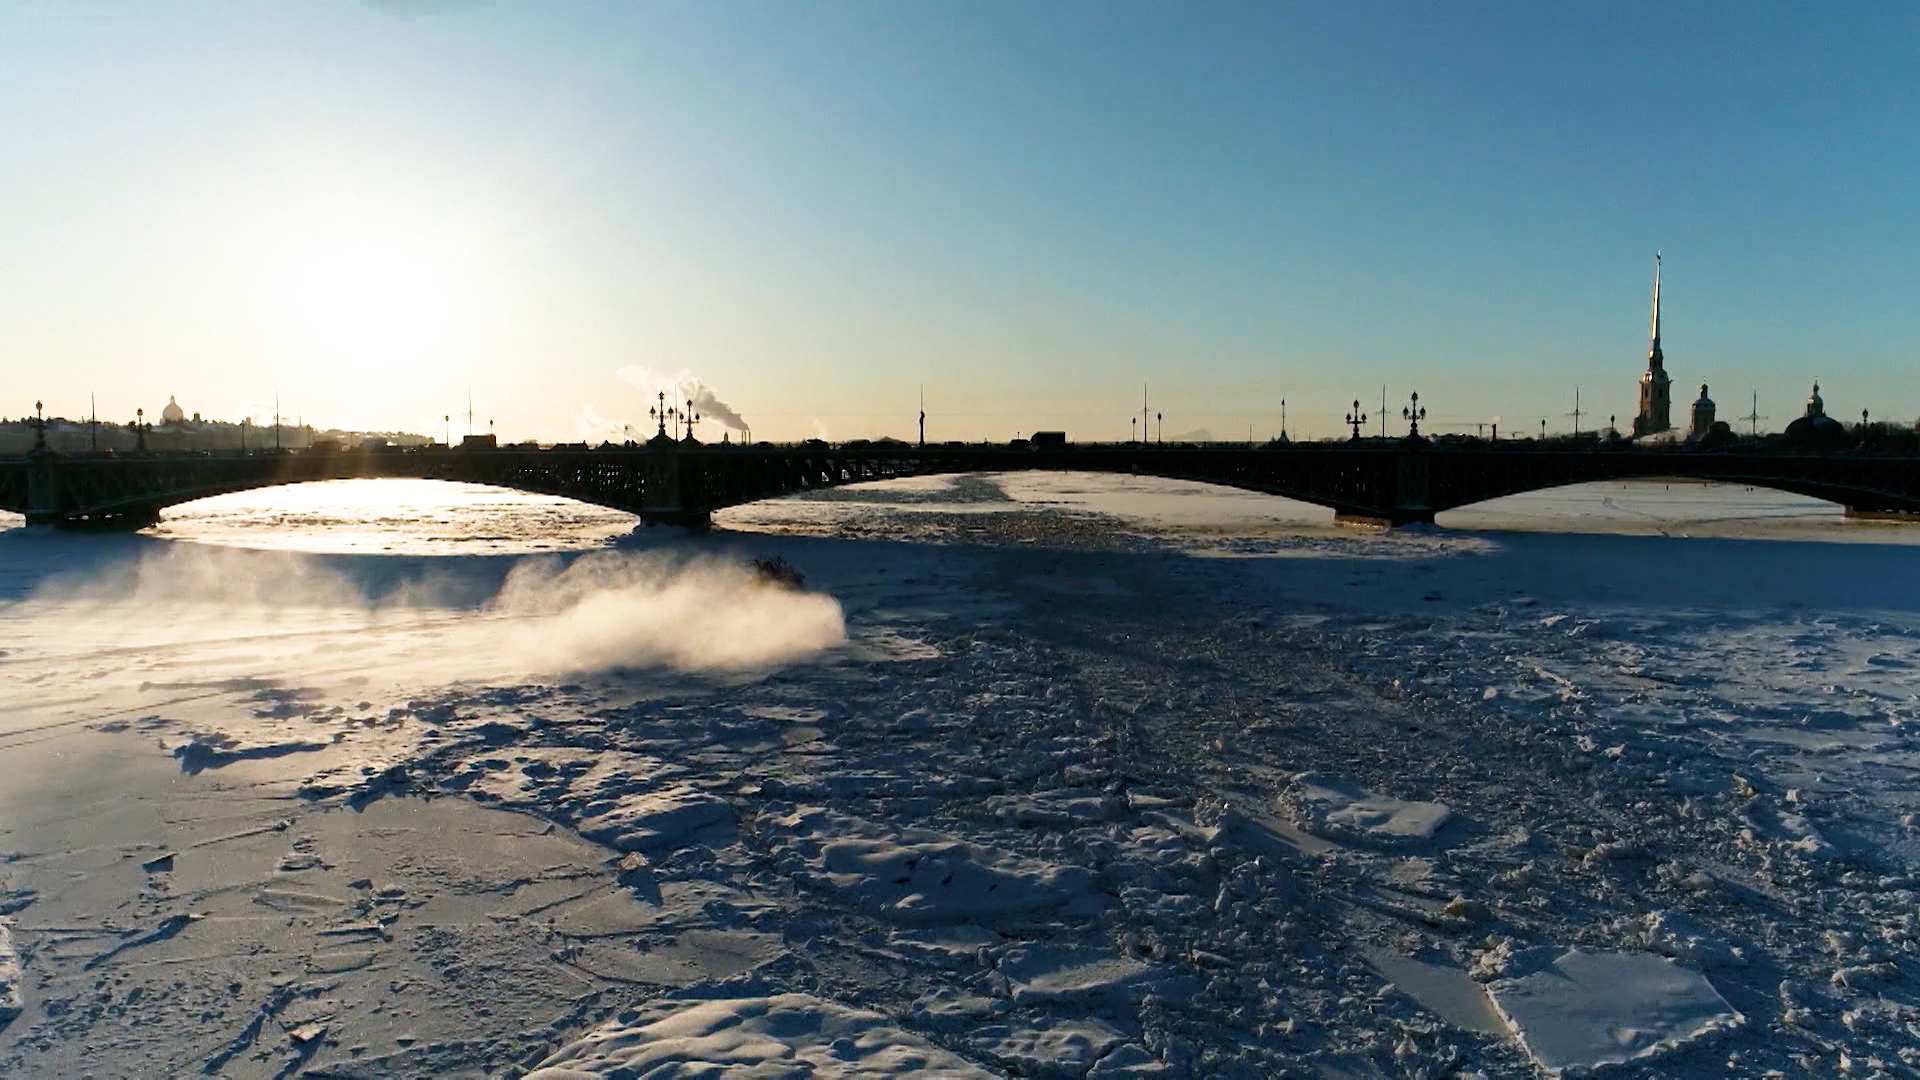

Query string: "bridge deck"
[4, 440, 1919, 530]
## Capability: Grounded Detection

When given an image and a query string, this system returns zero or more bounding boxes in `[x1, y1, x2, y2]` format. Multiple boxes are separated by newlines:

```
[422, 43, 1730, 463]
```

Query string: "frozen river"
[3, 474, 1919, 1077]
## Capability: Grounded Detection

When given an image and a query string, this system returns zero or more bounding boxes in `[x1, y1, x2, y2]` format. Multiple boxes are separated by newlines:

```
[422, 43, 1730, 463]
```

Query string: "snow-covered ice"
[6, 472, 1920, 1076]
[1486, 949, 1743, 1075]
[1281, 772, 1454, 845]
[524, 992, 996, 1079]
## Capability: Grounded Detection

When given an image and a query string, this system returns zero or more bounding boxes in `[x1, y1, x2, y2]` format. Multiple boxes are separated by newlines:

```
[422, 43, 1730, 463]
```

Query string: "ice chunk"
[1642, 910, 1746, 969]
[974, 1017, 1127, 1076]
[574, 785, 734, 853]
[773, 809, 1099, 924]
[997, 943, 1169, 1005]
[1088, 1043, 1172, 1075]
[982, 789, 1123, 828]
[523, 992, 994, 1078]
[1487, 949, 1743, 1075]
[1281, 772, 1452, 845]
[820, 837, 1096, 923]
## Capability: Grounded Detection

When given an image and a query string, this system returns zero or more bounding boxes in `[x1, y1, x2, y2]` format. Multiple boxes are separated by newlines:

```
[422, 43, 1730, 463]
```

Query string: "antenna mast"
[1565, 386, 1586, 435]
[1742, 391, 1768, 435]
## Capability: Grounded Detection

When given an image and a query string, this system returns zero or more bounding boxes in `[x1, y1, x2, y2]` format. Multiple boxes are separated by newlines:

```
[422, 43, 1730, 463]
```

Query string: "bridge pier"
[1844, 506, 1920, 522]
[24, 451, 58, 526]
[1329, 440, 1434, 528]
[1334, 508, 1437, 529]
[51, 506, 163, 531]
[638, 442, 714, 530]
[639, 508, 713, 530]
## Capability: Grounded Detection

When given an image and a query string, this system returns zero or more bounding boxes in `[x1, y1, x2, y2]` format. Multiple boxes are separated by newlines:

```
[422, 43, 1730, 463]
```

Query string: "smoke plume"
[617, 366, 750, 433]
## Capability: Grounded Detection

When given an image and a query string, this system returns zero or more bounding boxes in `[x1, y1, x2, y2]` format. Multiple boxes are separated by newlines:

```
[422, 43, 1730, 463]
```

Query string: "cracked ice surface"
[5, 474, 1920, 1077]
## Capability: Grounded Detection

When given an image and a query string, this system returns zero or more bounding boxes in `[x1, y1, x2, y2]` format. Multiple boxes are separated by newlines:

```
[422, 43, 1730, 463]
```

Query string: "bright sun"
[279, 234, 461, 367]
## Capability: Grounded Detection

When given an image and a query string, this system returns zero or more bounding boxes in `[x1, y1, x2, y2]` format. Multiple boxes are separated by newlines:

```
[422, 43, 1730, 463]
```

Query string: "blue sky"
[4, 2, 1918, 440]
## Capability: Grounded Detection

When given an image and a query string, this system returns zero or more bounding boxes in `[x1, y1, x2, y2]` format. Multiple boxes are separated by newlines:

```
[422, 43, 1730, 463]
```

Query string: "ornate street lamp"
[1402, 393, 1426, 439]
[30, 400, 47, 452]
[1346, 400, 1368, 441]
[134, 407, 148, 451]
[683, 401, 701, 439]
[1156, 411, 1163, 444]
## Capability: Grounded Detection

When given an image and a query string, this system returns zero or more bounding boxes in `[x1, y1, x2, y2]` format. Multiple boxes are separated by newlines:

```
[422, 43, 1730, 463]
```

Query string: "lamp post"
[1346, 400, 1368, 441]
[134, 407, 147, 452]
[1131, 417, 1136, 444]
[1156, 411, 1163, 444]
[1402, 393, 1427, 439]
[683, 400, 701, 440]
[1609, 414, 1617, 441]
[30, 401, 47, 453]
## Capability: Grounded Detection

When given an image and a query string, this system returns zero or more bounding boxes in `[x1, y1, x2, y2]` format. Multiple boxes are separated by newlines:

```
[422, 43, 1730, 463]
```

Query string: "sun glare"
[279, 234, 461, 368]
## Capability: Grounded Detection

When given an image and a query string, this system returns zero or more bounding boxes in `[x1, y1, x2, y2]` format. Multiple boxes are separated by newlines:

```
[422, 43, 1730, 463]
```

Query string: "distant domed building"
[1688, 384, 1716, 440]
[160, 396, 185, 425]
[1784, 382, 1848, 450]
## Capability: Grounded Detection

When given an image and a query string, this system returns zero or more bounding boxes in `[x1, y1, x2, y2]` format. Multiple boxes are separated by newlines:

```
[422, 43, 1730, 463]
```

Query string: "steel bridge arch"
[6, 444, 1920, 530]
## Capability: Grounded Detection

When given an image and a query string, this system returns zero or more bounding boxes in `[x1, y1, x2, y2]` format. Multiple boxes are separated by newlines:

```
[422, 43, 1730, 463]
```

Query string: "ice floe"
[1486, 949, 1743, 1075]
[1279, 772, 1453, 845]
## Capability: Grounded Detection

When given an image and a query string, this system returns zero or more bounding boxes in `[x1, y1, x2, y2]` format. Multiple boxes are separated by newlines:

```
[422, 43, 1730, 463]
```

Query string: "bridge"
[5, 436, 1920, 531]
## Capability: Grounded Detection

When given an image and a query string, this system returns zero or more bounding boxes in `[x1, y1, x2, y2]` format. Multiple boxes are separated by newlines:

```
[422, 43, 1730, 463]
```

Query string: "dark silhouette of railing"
[5, 437, 1920, 531]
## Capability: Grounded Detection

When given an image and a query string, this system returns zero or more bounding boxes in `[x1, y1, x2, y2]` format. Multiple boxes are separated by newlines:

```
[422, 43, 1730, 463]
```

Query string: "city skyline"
[6, 4, 1920, 442]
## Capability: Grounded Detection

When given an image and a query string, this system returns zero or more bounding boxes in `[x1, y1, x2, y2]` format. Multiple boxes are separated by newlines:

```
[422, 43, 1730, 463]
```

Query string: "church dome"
[1785, 383, 1846, 449]
[160, 396, 185, 424]
[1694, 384, 1714, 409]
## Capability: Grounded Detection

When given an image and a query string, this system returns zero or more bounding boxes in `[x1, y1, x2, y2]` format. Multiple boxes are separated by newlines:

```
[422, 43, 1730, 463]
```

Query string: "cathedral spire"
[1632, 252, 1673, 438]
[1648, 251, 1663, 367]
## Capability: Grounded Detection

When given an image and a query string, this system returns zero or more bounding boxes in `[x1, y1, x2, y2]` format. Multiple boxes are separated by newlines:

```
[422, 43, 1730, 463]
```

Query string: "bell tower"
[1632, 253, 1671, 437]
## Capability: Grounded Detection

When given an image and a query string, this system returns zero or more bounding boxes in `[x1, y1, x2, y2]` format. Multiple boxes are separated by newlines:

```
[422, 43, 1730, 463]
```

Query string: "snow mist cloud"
[9, 545, 847, 706]
[616, 366, 750, 433]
